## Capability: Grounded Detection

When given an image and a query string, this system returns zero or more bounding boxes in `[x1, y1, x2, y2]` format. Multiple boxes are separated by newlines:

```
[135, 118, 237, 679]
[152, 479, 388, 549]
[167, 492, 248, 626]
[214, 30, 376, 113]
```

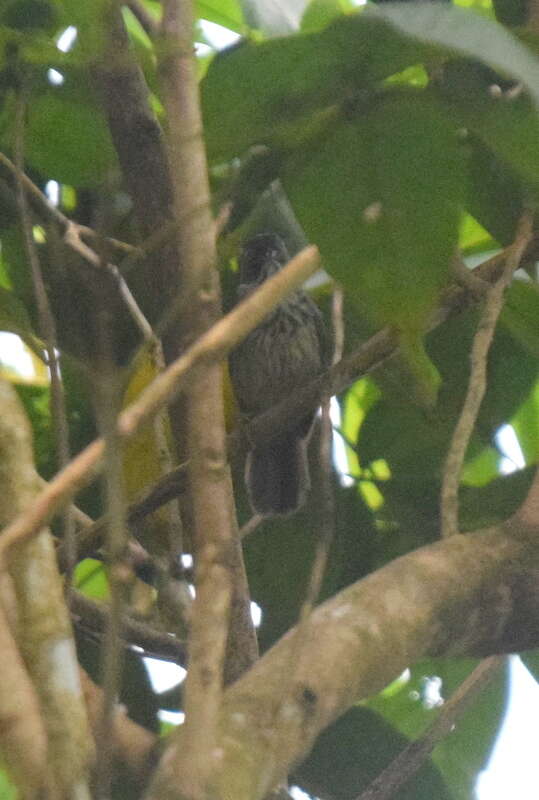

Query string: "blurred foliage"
[0, 0, 538, 797]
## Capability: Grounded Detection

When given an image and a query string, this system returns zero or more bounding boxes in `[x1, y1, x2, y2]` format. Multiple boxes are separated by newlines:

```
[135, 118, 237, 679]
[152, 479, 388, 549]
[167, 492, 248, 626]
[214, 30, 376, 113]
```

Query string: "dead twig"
[357, 656, 505, 800]
[440, 213, 534, 537]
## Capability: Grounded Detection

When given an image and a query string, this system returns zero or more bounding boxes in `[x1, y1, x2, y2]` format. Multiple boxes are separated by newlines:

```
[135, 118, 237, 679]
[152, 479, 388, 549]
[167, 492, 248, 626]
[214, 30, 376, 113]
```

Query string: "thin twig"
[357, 656, 505, 800]
[144, 337, 184, 555]
[64, 225, 154, 341]
[239, 514, 264, 540]
[125, 0, 159, 36]
[440, 213, 534, 537]
[56, 463, 188, 569]
[94, 368, 131, 800]
[71, 590, 187, 663]
[0, 151, 136, 254]
[0, 244, 321, 563]
[12, 97, 77, 592]
[0, 150, 152, 343]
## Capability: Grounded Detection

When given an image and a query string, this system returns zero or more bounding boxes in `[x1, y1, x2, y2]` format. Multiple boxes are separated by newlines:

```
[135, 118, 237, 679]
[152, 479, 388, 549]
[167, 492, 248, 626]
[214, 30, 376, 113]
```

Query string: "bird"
[229, 233, 329, 516]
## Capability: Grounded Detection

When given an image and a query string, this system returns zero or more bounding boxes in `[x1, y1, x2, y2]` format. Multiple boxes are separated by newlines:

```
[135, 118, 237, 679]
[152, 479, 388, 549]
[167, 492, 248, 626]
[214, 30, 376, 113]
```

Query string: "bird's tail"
[246, 435, 310, 516]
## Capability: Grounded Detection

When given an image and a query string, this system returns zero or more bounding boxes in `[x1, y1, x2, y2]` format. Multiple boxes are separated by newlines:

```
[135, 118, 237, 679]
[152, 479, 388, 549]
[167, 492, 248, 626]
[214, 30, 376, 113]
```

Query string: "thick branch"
[148, 509, 539, 800]
[0, 379, 93, 795]
[157, 1, 257, 796]
[0, 246, 321, 561]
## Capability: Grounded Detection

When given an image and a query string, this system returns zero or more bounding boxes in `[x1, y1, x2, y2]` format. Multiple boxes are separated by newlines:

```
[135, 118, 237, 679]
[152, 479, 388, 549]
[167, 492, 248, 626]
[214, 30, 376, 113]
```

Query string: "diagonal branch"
[148, 490, 539, 800]
[0, 245, 321, 560]
[440, 212, 534, 537]
[357, 655, 505, 800]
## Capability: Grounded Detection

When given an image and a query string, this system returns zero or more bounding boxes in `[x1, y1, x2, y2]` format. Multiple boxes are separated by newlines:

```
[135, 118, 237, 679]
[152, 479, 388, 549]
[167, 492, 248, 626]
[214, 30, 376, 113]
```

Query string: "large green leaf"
[201, 12, 427, 161]
[197, 0, 244, 31]
[0, 285, 40, 352]
[371, 3, 539, 106]
[1, 0, 60, 32]
[511, 379, 539, 465]
[521, 650, 539, 683]
[434, 58, 539, 205]
[465, 136, 525, 246]
[22, 87, 117, 186]
[60, 0, 111, 58]
[300, 0, 353, 34]
[0, 22, 69, 67]
[501, 279, 539, 358]
[202, 3, 539, 163]
[460, 467, 533, 529]
[492, 0, 527, 26]
[282, 91, 463, 404]
[283, 92, 463, 330]
[358, 300, 538, 478]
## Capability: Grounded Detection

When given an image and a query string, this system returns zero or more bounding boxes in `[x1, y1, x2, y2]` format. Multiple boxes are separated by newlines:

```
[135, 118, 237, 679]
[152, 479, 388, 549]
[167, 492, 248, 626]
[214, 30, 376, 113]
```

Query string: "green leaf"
[75, 558, 109, 600]
[244, 483, 377, 651]
[283, 92, 463, 331]
[202, 3, 539, 163]
[0, 767, 17, 800]
[14, 382, 55, 476]
[0, 285, 38, 346]
[294, 706, 451, 800]
[501, 279, 539, 357]
[460, 467, 533, 528]
[511, 379, 539, 465]
[300, 0, 350, 34]
[370, 3, 539, 106]
[23, 87, 117, 186]
[282, 91, 463, 404]
[465, 136, 525, 245]
[196, 0, 244, 32]
[458, 212, 497, 255]
[521, 651, 539, 683]
[436, 60, 539, 198]
[0, 23, 70, 68]
[1, 0, 60, 31]
[60, 0, 111, 57]
[358, 304, 537, 480]
[201, 13, 428, 161]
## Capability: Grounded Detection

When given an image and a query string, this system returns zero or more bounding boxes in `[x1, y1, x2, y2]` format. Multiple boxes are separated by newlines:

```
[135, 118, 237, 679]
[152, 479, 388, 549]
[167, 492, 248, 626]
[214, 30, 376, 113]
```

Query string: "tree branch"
[71, 590, 186, 664]
[0, 379, 93, 796]
[440, 211, 534, 537]
[148, 501, 539, 800]
[357, 655, 505, 800]
[0, 243, 321, 567]
[0, 591, 49, 795]
[54, 239, 539, 573]
[155, 1, 256, 796]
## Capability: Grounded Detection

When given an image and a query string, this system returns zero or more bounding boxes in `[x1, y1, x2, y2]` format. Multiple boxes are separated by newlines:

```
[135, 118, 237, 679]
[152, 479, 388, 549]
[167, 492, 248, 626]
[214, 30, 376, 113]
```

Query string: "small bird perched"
[229, 233, 329, 516]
